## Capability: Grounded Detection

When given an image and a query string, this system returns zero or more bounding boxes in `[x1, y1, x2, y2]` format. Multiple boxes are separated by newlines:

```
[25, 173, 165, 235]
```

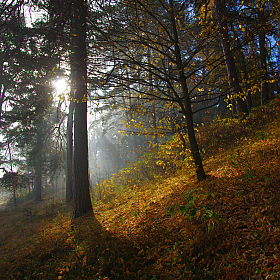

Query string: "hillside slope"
[0, 99, 279, 280]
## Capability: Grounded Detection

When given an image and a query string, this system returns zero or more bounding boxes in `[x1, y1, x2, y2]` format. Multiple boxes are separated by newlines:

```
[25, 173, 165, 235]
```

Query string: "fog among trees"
[0, 0, 279, 216]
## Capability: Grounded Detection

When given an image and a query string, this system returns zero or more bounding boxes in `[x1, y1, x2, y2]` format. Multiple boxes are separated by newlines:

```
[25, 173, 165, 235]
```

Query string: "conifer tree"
[71, 0, 93, 217]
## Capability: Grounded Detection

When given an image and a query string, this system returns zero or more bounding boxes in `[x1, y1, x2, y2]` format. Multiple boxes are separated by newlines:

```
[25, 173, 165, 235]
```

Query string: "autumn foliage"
[0, 98, 280, 279]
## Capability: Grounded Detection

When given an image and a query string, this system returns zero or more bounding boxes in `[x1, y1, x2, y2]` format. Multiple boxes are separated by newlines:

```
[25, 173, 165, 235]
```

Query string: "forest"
[0, 0, 279, 279]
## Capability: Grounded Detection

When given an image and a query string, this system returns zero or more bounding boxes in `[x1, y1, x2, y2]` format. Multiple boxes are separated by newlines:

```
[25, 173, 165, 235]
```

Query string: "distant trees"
[36, 0, 75, 203]
[0, 171, 29, 207]
[198, 0, 279, 110]
[89, 0, 220, 182]
[1, 0, 280, 207]
[0, 1, 66, 203]
[213, 0, 249, 117]
[87, 0, 280, 182]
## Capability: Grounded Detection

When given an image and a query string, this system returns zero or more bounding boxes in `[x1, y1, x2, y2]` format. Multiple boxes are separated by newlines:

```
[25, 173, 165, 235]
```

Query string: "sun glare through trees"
[0, 0, 280, 279]
[53, 78, 68, 94]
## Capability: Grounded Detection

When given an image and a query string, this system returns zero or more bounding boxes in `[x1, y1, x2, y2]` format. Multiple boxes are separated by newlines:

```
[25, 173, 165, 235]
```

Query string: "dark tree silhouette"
[72, 0, 93, 217]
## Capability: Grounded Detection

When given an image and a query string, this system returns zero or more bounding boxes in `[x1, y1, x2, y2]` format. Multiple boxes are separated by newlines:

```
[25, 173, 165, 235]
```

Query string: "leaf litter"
[0, 99, 279, 279]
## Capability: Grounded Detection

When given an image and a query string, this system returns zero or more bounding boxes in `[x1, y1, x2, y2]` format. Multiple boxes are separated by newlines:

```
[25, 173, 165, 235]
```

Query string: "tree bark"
[72, 0, 93, 218]
[240, 52, 253, 111]
[169, 0, 206, 182]
[232, 29, 254, 111]
[0, 61, 5, 125]
[66, 99, 74, 202]
[34, 127, 43, 201]
[34, 161, 42, 201]
[13, 185, 17, 207]
[259, 25, 269, 105]
[147, 50, 158, 144]
[258, 1, 269, 105]
[214, 0, 248, 118]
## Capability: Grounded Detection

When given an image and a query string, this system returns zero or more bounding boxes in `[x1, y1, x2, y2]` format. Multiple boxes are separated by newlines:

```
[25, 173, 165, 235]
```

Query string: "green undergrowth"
[0, 98, 279, 279]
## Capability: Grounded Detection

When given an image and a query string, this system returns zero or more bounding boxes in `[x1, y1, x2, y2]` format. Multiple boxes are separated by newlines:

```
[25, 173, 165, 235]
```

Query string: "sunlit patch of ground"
[0, 100, 280, 279]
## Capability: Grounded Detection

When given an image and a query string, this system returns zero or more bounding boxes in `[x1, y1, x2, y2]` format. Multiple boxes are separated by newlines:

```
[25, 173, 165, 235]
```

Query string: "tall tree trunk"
[34, 160, 42, 201]
[231, 26, 254, 111]
[66, 99, 74, 202]
[8, 143, 17, 206]
[147, 50, 158, 144]
[259, 23, 269, 105]
[214, 0, 248, 118]
[151, 96, 157, 143]
[240, 53, 253, 111]
[13, 185, 17, 207]
[170, 0, 206, 182]
[258, 1, 269, 105]
[237, 45, 254, 111]
[72, 0, 93, 218]
[121, 89, 139, 159]
[34, 128, 43, 201]
[0, 61, 5, 125]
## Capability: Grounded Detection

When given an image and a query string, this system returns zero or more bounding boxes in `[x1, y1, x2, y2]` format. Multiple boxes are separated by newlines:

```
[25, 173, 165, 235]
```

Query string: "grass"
[0, 98, 280, 279]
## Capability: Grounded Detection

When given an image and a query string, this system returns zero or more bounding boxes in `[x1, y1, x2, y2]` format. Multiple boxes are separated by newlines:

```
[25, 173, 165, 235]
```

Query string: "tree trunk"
[214, 0, 248, 118]
[258, 1, 269, 105]
[169, 0, 206, 182]
[72, 0, 93, 218]
[151, 98, 157, 143]
[66, 99, 74, 202]
[234, 34, 254, 111]
[34, 125, 43, 202]
[34, 166, 42, 201]
[238, 46, 254, 111]
[259, 29, 269, 105]
[0, 61, 5, 125]
[148, 51, 158, 144]
[13, 185, 17, 207]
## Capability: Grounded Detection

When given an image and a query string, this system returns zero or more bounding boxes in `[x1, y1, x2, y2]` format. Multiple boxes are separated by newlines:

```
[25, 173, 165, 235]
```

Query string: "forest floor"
[0, 99, 280, 280]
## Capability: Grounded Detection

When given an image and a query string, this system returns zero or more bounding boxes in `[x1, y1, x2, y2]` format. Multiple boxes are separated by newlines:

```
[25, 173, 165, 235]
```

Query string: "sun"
[53, 78, 68, 93]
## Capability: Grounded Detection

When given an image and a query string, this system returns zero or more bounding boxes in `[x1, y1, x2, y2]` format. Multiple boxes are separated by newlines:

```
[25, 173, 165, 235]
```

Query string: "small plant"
[229, 149, 241, 168]
[167, 206, 177, 216]
[168, 189, 223, 232]
[255, 131, 268, 141]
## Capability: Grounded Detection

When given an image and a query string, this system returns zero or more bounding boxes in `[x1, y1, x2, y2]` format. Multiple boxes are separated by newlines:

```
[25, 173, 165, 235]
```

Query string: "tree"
[0, 171, 29, 207]
[88, 0, 222, 182]
[71, 0, 93, 217]
[0, 11, 65, 201]
[66, 94, 74, 202]
[257, 0, 269, 105]
[213, 0, 249, 117]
